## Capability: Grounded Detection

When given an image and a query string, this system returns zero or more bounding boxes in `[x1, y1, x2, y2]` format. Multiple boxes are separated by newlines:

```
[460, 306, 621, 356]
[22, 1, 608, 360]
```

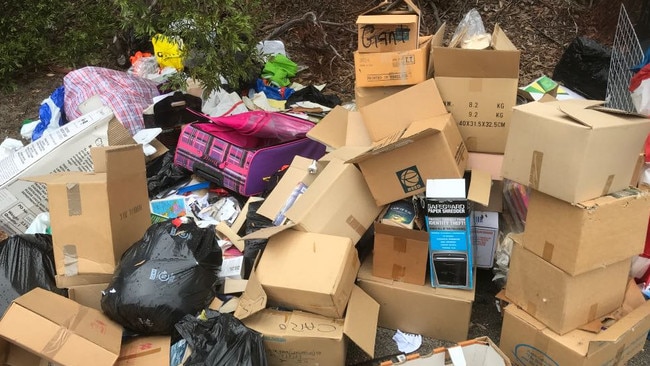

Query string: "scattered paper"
[392, 330, 422, 354]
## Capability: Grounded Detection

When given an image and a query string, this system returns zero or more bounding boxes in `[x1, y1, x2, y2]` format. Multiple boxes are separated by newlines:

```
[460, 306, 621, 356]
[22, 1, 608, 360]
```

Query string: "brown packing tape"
[393, 237, 407, 253]
[529, 151, 543, 189]
[602, 174, 615, 197]
[469, 78, 483, 93]
[542, 241, 554, 262]
[392, 264, 406, 280]
[66, 183, 82, 216]
[117, 348, 162, 361]
[346, 215, 366, 238]
[455, 141, 468, 166]
[41, 327, 69, 360]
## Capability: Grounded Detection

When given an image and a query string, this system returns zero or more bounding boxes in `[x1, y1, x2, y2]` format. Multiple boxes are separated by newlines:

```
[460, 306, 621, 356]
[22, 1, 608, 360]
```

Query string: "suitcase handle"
[193, 162, 224, 186]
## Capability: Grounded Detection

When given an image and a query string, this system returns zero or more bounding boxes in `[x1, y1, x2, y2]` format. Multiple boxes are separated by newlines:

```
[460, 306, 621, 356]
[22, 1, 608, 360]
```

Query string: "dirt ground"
[3, 0, 646, 142]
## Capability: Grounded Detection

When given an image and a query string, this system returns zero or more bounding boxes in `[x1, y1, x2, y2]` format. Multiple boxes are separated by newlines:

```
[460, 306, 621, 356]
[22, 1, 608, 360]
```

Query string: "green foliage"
[114, 0, 265, 93]
[0, 0, 118, 90]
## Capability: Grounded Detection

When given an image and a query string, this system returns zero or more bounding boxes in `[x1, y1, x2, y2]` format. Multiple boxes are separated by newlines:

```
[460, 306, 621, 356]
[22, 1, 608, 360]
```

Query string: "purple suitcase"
[174, 121, 326, 196]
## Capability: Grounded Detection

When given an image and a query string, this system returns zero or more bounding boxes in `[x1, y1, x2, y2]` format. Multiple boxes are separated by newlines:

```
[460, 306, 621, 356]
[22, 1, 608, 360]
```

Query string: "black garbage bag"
[174, 310, 267, 366]
[146, 151, 192, 199]
[285, 84, 342, 109]
[101, 217, 222, 335]
[553, 37, 612, 100]
[0, 234, 66, 315]
[241, 200, 273, 279]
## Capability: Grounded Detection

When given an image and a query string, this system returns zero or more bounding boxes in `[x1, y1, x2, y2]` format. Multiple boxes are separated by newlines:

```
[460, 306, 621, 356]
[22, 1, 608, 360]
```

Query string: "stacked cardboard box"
[498, 99, 650, 365]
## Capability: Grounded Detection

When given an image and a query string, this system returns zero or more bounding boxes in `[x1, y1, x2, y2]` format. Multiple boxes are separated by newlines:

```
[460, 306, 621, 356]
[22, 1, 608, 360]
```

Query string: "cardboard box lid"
[432, 24, 520, 79]
[23, 144, 144, 184]
[307, 107, 371, 150]
[0, 288, 122, 365]
[115, 336, 171, 366]
[356, 14, 418, 25]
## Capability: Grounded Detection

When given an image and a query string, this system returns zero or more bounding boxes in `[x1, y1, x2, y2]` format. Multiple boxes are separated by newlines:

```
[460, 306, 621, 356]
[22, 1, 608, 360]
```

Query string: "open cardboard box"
[308, 78, 468, 206]
[431, 24, 521, 154]
[254, 154, 382, 244]
[394, 336, 511, 365]
[235, 259, 379, 366]
[356, 0, 420, 53]
[500, 279, 650, 366]
[501, 99, 650, 203]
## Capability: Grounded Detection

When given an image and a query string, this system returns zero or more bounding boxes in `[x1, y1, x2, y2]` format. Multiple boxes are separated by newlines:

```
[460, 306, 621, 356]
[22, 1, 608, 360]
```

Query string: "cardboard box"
[505, 241, 631, 335]
[473, 180, 503, 269]
[501, 99, 650, 203]
[68, 283, 108, 311]
[425, 171, 491, 289]
[354, 85, 410, 109]
[255, 155, 382, 244]
[25, 145, 151, 276]
[115, 336, 171, 366]
[500, 280, 650, 366]
[356, 256, 474, 342]
[523, 188, 650, 275]
[432, 24, 521, 154]
[308, 79, 468, 206]
[55, 272, 114, 289]
[397, 336, 511, 366]
[373, 216, 429, 285]
[467, 152, 504, 181]
[356, 0, 420, 53]
[219, 256, 245, 279]
[354, 35, 432, 87]
[0, 288, 122, 366]
[242, 286, 378, 366]
[252, 230, 360, 318]
[236, 263, 379, 365]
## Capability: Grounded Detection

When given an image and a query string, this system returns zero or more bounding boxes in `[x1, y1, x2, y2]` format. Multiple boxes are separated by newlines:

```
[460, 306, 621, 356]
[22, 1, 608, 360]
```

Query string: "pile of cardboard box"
[498, 99, 650, 365]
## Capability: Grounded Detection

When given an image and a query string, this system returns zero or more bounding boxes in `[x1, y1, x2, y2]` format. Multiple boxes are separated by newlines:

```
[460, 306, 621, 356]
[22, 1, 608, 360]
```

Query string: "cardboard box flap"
[491, 24, 517, 51]
[467, 170, 492, 207]
[91, 144, 145, 177]
[357, 14, 417, 25]
[343, 286, 379, 357]
[307, 106, 351, 149]
[360, 79, 447, 142]
[432, 47, 520, 78]
[234, 267, 267, 320]
[240, 222, 296, 240]
[361, 0, 421, 17]
[559, 99, 650, 129]
[346, 127, 440, 164]
[22, 172, 106, 184]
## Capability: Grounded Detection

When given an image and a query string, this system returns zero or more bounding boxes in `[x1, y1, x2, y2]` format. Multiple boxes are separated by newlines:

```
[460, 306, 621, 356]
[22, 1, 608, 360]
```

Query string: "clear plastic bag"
[449, 9, 491, 49]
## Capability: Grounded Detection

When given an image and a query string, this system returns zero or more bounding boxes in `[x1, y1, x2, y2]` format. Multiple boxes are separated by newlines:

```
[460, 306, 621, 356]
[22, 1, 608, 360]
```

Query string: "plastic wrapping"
[174, 310, 267, 366]
[242, 200, 273, 279]
[0, 234, 66, 315]
[101, 218, 222, 335]
[449, 9, 490, 49]
[146, 151, 193, 199]
[553, 37, 611, 100]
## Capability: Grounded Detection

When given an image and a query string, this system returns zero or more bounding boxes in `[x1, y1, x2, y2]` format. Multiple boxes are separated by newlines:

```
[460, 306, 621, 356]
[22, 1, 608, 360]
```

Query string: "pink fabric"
[63, 66, 160, 135]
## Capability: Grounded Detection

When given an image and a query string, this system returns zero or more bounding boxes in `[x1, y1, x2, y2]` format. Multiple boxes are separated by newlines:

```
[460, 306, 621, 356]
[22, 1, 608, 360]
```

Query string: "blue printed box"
[425, 171, 491, 289]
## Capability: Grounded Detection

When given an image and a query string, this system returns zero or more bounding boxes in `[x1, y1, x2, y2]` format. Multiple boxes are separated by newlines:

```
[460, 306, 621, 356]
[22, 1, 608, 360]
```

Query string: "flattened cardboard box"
[500, 280, 650, 366]
[246, 229, 360, 319]
[356, 255, 474, 342]
[356, 0, 420, 53]
[256, 154, 382, 244]
[523, 188, 650, 276]
[505, 240, 631, 335]
[0, 288, 122, 366]
[236, 264, 379, 366]
[501, 99, 650, 203]
[432, 24, 521, 154]
[25, 145, 151, 277]
[308, 79, 468, 206]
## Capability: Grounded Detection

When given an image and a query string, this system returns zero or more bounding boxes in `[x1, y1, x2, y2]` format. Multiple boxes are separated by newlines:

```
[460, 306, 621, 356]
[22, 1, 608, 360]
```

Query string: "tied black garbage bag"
[101, 218, 222, 335]
[175, 310, 267, 366]
[242, 200, 273, 279]
[553, 37, 612, 100]
[0, 234, 66, 315]
[146, 151, 192, 199]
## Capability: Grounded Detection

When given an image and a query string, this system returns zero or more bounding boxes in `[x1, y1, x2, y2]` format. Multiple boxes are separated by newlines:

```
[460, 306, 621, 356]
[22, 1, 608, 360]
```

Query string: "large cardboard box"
[501, 100, 650, 203]
[242, 286, 378, 366]
[0, 288, 122, 366]
[373, 217, 429, 285]
[500, 280, 650, 366]
[252, 230, 360, 318]
[354, 35, 432, 87]
[26, 145, 151, 276]
[356, 0, 420, 53]
[505, 241, 631, 335]
[432, 24, 521, 154]
[308, 79, 468, 206]
[425, 171, 491, 289]
[255, 154, 382, 244]
[356, 256, 474, 342]
[523, 188, 650, 276]
[236, 265, 379, 365]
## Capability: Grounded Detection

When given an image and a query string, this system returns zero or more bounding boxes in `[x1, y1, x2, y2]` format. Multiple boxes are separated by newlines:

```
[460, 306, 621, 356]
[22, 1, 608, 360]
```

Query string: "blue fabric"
[33, 86, 66, 141]
[255, 78, 295, 100]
